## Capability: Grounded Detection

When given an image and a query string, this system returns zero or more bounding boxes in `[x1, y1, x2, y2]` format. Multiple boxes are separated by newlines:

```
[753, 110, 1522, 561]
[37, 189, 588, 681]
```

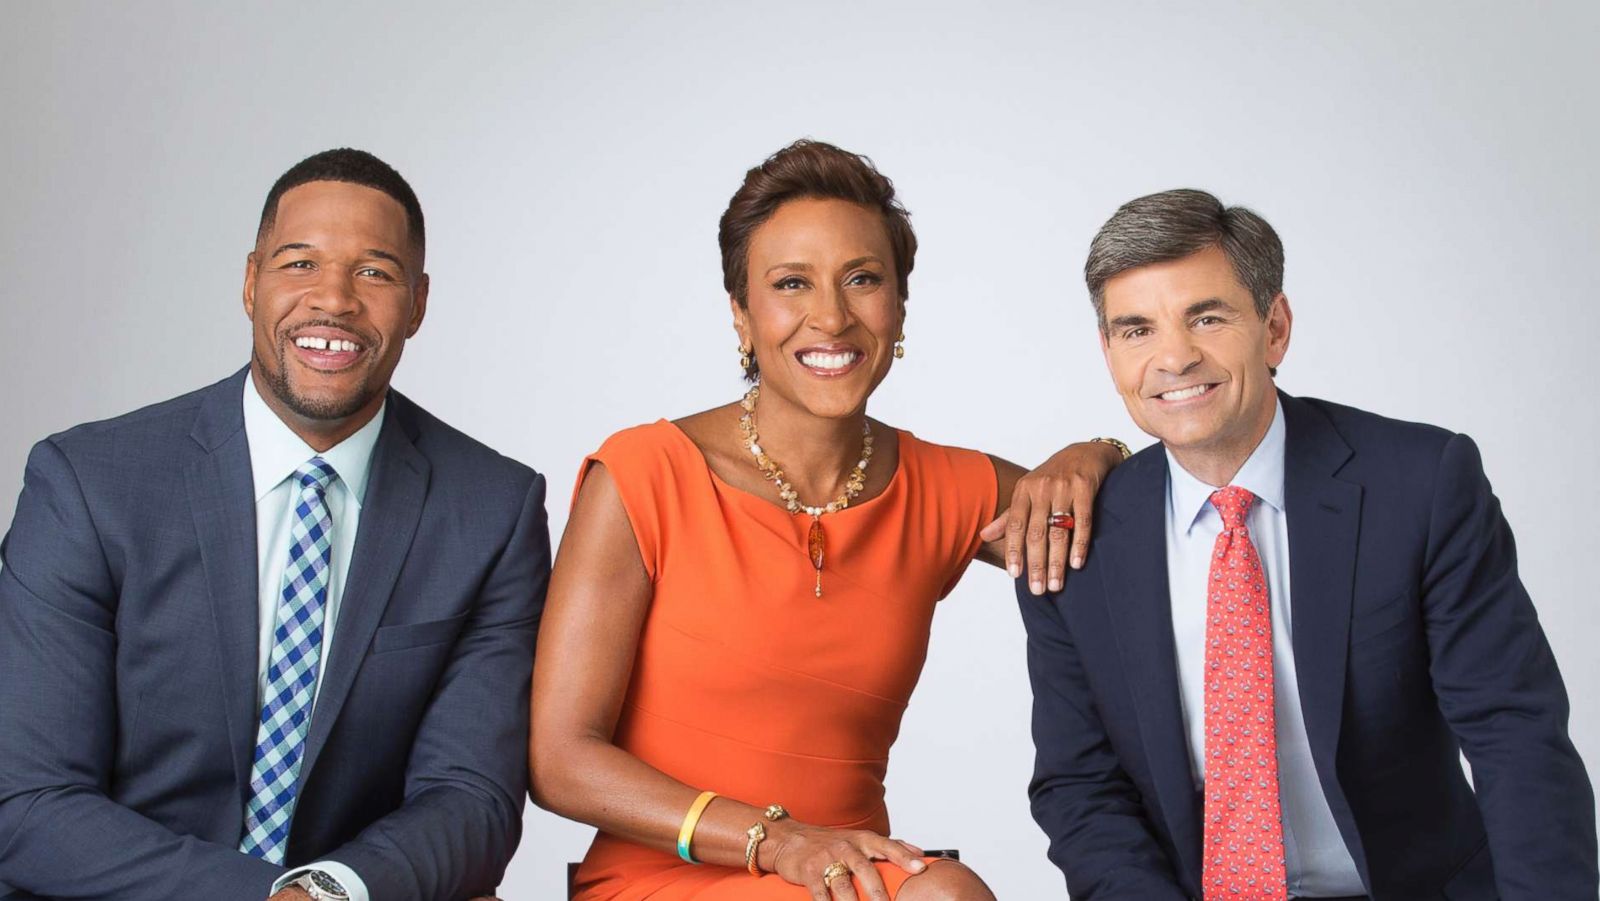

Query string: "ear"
[406, 272, 430, 338]
[243, 251, 260, 320]
[729, 294, 751, 350]
[1265, 293, 1293, 370]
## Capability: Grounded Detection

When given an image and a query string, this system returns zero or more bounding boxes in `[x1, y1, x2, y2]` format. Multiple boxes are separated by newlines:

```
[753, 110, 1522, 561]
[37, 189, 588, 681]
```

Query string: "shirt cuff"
[272, 860, 370, 901]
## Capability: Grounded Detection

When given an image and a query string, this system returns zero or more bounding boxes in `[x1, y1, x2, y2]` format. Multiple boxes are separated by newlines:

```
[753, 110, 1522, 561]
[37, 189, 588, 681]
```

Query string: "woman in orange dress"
[529, 140, 1127, 901]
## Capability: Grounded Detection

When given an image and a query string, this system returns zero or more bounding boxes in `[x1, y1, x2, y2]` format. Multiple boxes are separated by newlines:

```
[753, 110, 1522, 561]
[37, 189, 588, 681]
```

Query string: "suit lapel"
[1281, 395, 1367, 862]
[1098, 449, 1205, 885]
[184, 368, 260, 803]
[298, 398, 430, 782]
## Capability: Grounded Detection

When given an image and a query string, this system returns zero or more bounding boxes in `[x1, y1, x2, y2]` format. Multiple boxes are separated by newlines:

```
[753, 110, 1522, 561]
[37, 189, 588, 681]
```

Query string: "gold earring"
[893, 333, 905, 359]
[739, 345, 752, 371]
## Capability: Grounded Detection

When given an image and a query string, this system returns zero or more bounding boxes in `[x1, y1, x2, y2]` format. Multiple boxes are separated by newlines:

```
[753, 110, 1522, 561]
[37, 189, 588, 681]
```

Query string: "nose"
[1153, 326, 1202, 377]
[807, 282, 851, 335]
[306, 268, 361, 317]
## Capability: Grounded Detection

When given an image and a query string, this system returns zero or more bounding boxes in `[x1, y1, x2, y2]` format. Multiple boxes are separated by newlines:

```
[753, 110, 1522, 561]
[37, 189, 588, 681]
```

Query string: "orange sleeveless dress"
[570, 420, 998, 901]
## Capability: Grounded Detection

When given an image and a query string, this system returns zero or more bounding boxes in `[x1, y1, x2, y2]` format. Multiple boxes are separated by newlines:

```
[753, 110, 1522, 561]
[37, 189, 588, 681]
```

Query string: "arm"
[305, 473, 551, 901]
[1016, 582, 1188, 900]
[1421, 434, 1597, 897]
[976, 440, 1126, 593]
[0, 439, 284, 898]
[528, 464, 927, 901]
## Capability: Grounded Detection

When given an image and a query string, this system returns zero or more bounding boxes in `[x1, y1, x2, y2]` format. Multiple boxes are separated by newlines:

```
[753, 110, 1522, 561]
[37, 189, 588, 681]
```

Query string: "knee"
[900, 860, 996, 901]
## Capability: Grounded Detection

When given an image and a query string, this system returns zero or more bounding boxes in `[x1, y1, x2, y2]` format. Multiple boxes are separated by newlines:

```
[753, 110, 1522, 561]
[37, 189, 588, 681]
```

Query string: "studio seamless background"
[2, 2, 1597, 897]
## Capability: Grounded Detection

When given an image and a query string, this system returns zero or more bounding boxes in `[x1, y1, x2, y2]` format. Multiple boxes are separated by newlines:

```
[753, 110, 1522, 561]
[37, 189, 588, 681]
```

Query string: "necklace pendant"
[808, 515, 825, 598]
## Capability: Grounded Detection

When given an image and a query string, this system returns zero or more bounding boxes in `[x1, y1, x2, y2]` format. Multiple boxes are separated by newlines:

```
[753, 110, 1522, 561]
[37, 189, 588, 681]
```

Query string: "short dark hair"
[1085, 188, 1283, 332]
[257, 148, 425, 255]
[719, 140, 916, 380]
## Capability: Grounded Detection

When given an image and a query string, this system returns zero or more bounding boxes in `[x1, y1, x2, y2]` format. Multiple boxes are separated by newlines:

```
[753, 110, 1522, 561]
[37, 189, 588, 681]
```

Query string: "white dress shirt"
[1165, 399, 1365, 897]
[243, 376, 381, 901]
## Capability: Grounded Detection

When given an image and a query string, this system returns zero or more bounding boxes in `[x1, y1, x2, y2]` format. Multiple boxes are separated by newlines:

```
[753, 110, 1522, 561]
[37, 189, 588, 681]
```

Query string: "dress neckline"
[659, 419, 907, 519]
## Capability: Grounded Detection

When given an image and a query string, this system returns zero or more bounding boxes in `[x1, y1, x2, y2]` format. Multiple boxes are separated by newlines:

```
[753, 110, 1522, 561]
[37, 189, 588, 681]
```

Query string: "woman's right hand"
[766, 822, 928, 901]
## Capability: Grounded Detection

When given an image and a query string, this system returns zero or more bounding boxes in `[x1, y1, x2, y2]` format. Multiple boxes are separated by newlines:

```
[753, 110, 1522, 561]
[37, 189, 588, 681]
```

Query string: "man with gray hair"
[1017, 189, 1596, 899]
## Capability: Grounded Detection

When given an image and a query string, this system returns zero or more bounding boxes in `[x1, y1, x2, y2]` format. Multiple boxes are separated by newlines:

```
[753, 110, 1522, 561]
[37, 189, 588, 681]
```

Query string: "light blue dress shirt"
[243, 376, 382, 901]
[1165, 399, 1365, 897]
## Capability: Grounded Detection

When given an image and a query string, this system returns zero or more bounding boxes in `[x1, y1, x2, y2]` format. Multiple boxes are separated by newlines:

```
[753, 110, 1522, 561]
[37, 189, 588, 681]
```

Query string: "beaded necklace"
[737, 385, 875, 597]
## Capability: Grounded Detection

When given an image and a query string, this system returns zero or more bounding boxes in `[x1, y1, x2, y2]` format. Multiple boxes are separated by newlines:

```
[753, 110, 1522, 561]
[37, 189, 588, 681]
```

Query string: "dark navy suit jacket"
[0, 369, 551, 900]
[1018, 394, 1595, 900]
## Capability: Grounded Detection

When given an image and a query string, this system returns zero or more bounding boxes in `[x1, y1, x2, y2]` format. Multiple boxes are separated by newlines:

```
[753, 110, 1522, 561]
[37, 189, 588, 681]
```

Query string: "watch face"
[308, 871, 345, 895]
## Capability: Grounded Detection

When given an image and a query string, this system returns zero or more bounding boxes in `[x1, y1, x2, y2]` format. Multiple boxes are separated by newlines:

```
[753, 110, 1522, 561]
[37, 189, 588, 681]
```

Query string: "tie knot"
[1209, 485, 1256, 530]
[294, 457, 338, 495]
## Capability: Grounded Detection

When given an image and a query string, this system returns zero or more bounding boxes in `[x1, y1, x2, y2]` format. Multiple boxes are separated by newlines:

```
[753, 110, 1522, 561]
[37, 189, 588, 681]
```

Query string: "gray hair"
[1085, 189, 1284, 332]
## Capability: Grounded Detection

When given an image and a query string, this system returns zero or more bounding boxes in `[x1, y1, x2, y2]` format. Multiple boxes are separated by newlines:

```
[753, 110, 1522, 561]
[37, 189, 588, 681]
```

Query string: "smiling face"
[732, 197, 903, 419]
[244, 180, 428, 444]
[1100, 244, 1291, 470]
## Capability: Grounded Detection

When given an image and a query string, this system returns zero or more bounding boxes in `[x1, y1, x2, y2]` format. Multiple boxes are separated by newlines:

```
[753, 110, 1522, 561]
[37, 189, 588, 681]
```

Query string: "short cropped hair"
[718, 139, 917, 380]
[1085, 188, 1282, 332]
[257, 148, 425, 255]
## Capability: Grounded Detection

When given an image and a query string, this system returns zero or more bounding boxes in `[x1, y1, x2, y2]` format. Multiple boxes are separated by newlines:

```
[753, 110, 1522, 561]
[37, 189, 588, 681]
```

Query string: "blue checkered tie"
[240, 457, 338, 863]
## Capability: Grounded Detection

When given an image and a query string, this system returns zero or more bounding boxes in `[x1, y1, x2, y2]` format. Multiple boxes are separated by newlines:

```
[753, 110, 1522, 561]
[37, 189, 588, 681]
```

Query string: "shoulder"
[592, 419, 685, 462]
[388, 390, 543, 495]
[894, 429, 992, 476]
[1291, 395, 1457, 457]
[45, 376, 223, 460]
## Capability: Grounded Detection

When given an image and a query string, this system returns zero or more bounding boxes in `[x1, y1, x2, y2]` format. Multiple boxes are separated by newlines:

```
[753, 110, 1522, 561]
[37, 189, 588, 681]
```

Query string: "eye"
[281, 259, 315, 270]
[846, 271, 883, 287]
[1193, 314, 1223, 327]
[773, 276, 808, 291]
[357, 267, 393, 280]
[1122, 326, 1153, 340]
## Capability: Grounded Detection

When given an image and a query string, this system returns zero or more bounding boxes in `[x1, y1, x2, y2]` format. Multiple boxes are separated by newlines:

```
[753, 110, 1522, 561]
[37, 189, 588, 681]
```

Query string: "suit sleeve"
[1422, 433, 1598, 898]
[1017, 578, 1190, 900]
[316, 472, 551, 900]
[0, 439, 284, 898]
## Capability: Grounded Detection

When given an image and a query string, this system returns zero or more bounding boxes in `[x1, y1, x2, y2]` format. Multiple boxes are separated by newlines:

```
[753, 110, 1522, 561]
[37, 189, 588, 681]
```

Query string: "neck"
[747, 384, 869, 504]
[250, 365, 383, 454]
[1168, 397, 1277, 488]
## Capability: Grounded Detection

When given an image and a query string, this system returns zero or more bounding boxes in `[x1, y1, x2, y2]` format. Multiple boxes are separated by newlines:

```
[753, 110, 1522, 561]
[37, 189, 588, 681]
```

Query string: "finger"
[870, 836, 928, 875]
[979, 512, 1007, 544]
[808, 878, 831, 901]
[1045, 488, 1073, 593]
[1003, 492, 1030, 579]
[1025, 488, 1051, 595]
[1070, 482, 1096, 570]
[826, 862, 860, 901]
[841, 844, 887, 901]
[897, 839, 926, 858]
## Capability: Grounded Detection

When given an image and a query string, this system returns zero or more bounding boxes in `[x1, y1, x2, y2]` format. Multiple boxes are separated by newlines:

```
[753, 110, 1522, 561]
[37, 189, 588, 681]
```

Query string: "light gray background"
[3, 1, 1596, 897]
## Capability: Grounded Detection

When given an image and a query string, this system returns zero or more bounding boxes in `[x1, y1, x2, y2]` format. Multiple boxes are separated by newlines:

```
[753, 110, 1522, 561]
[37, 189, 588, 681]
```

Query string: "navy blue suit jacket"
[0, 369, 551, 900]
[1018, 394, 1595, 900]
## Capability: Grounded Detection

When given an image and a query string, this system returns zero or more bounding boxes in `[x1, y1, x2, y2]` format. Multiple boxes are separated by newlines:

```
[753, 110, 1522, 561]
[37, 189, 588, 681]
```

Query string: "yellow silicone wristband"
[676, 790, 718, 864]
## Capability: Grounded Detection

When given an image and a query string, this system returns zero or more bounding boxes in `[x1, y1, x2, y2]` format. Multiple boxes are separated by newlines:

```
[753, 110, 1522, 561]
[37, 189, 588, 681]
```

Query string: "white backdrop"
[2, 2, 1597, 897]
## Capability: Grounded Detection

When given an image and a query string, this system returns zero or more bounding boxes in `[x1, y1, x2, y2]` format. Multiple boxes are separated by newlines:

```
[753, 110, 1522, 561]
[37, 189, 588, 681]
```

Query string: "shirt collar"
[242, 374, 386, 507]
[1165, 397, 1287, 534]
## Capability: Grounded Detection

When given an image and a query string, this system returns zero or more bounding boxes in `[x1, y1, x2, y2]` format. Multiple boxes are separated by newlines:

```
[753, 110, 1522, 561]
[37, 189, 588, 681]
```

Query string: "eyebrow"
[1108, 313, 1153, 330]
[1184, 298, 1232, 317]
[763, 255, 886, 278]
[268, 242, 408, 275]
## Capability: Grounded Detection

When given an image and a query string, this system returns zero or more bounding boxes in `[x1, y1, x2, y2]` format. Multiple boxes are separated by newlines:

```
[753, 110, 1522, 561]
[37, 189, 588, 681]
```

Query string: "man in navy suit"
[0, 149, 550, 900]
[1019, 189, 1595, 899]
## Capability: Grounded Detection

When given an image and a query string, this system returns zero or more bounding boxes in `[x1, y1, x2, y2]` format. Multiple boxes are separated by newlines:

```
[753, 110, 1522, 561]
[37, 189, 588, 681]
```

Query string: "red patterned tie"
[1202, 486, 1287, 900]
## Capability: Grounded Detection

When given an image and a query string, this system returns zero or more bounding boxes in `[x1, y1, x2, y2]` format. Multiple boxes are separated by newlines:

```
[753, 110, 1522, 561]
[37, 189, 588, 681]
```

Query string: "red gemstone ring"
[1048, 512, 1075, 531]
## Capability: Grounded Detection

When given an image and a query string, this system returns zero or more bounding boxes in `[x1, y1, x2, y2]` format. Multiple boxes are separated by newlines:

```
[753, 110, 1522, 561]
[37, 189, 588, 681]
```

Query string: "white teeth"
[799, 351, 859, 371]
[295, 336, 359, 353]
[1160, 384, 1212, 401]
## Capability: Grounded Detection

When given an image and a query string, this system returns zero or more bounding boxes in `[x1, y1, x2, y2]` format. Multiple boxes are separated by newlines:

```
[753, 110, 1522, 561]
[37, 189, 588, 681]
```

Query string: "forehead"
[748, 197, 892, 264]
[1101, 245, 1250, 316]
[265, 180, 412, 253]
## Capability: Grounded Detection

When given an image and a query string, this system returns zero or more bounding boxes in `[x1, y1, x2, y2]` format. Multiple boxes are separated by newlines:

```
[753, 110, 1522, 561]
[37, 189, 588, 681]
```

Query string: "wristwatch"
[288, 870, 350, 901]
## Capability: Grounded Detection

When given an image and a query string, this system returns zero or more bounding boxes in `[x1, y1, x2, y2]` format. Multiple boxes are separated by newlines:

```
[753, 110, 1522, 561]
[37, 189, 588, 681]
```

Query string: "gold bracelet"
[676, 790, 718, 864]
[746, 804, 789, 876]
[1091, 436, 1132, 460]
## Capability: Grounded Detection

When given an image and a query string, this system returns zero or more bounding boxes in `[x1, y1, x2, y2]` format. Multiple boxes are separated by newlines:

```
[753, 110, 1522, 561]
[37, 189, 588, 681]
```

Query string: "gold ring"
[822, 860, 850, 887]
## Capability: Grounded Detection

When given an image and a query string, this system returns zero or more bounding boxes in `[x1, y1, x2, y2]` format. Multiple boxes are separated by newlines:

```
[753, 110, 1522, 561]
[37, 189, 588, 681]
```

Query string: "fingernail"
[1030, 580, 1043, 594]
[1071, 555, 1083, 570]
[1008, 563, 1021, 578]
[1048, 578, 1061, 592]
[909, 860, 926, 872]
